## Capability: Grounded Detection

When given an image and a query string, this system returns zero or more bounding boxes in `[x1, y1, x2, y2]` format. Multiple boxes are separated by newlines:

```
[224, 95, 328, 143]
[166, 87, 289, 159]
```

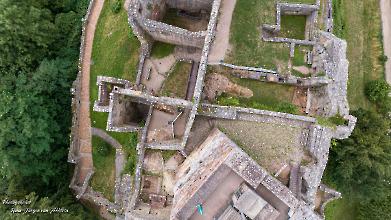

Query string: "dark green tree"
[327, 108, 391, 200]
[365, 79, 391, 103]
[0, 0, 56, 73]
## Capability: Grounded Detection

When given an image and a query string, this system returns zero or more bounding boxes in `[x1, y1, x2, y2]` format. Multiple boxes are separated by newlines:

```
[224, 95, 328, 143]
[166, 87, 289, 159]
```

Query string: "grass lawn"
[91, 136, 116, 202]
[324, 197, 359, 220]
[227, 0, 316, 69]
[217, 120, 305, 174]
[89, 0, 139, 176]
[333, 0, 385, 110]
[293, 45, 312, 66]
[150, 42, 175, 58]
[228, 75, 296, 110]
[279, 15, 307, 40]
[160, 62, 192, 99]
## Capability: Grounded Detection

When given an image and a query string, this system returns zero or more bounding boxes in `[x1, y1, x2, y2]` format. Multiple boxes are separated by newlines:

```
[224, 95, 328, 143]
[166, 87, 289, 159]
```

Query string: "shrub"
[378, 54, 388, 64]
[97, 141, 111, 156]
[111, 0, 121, 14]
[365, 79, 390, 103]
[217, 95, 240, 106]
[276, 102, 298, 114]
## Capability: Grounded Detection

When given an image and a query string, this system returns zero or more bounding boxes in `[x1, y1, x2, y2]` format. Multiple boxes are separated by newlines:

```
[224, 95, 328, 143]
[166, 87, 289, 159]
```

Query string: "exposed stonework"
[312, 31, 351, 117]
[170, 129, 322, 220]
[262, 2, 319, 45]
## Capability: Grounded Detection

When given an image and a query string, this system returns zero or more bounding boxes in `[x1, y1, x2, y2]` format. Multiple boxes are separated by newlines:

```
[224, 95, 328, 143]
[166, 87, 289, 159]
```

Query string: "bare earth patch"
[204, 73, 253, 101]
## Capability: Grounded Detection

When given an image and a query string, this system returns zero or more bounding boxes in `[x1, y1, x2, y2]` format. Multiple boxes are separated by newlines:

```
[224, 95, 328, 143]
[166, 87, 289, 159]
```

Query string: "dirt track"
[380, 0, 391, 84]
[76, 0, 104, 185]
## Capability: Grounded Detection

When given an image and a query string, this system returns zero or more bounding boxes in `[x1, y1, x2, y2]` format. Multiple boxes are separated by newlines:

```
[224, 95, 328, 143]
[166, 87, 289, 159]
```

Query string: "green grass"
[279, 15, 307, 40]
[89, 0, 140, 177]
[160, 62, 192, 99]
[227, 75, 296, 111]
[228, 0, 316, 69]
[324, 196, 358, 220]
[293, 45, 312, 67]
[90, 0, 140, 86]
[333, 0, 385, 110]
[150, 42, 175, 58]
[316, 115, 347, 128]
[91, 136, 116, 202]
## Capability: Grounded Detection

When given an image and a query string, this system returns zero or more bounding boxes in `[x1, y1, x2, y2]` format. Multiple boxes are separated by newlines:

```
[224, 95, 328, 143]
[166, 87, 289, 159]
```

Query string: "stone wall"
[262, 3, 319, 45]
[129, 0, 207, 48]
[199, 104, 317, 128]
[166, 0, 214, 12]
[300, 125, 332, 207]
[209, 62, 329, 87]
[180, 0, 221, 149]
[312, 31, 350, 117]
[127, 106, 154, 211]
[172, 129, 322, 220]
[324, 0, 333, 32]
[69, 0, 95, 195]
[93, 76, 131, 113]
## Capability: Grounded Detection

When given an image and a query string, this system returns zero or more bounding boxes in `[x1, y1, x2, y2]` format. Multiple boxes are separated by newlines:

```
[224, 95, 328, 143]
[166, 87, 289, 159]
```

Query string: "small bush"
[365, 79, 390, 103]
[276, 102, 299, 114]
[111, 0, 121, 14]
[97, 141, 110, 156]
[378, 54, 388, 64]
[124, 153, 137, 174]
[217, 95, 240, 106]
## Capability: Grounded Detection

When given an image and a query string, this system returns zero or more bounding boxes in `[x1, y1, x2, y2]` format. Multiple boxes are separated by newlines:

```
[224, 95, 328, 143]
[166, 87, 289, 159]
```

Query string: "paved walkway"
[381, 0, 391, 84]
[92, 127, 122, 149]
[76, 0, 104, 186]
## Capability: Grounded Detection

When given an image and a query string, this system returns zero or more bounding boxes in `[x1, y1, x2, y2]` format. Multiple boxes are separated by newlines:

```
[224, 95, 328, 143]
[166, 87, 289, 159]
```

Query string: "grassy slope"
[160, 62, 192, 99]
[333, 0, 384, 110]
[323, 0, 385, 218]
[91, 136, 116, 202]
[89, 0, 139, 183]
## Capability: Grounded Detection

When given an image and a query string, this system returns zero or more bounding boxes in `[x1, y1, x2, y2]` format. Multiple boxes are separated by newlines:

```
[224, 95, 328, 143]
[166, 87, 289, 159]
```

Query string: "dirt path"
[380, 0, 391, 84]
[208, 0, 237, 63]
[76, 0, 104, 185]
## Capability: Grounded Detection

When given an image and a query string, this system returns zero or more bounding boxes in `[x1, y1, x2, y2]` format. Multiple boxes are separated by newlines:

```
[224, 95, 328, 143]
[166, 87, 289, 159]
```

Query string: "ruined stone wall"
[209, 62, 329, 87]
[180, 0, 221, 149]
[69, 1, 96, 196]
[172, 129, 322, 220]
[127, 106, 154, 211]
[166, 0, 214, 12]
[138, 18, 206, 48]
[312, 31, 350, 117]
[129, 0, 207, 49]
[262, 3, 319, 44]
[199, 104, 317, 128]
[68, 0, 96, 164]
[324, 0, 333, 32]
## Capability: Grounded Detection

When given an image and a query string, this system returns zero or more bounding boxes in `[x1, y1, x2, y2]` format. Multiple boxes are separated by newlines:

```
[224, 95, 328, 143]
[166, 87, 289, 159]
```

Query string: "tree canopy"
[0, 0, 95, 218]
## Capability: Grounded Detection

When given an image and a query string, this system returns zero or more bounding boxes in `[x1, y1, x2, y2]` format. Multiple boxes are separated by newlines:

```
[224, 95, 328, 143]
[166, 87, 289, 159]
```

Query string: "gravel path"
[76, 0, 104, 185]
[381, 0, 391, 84]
